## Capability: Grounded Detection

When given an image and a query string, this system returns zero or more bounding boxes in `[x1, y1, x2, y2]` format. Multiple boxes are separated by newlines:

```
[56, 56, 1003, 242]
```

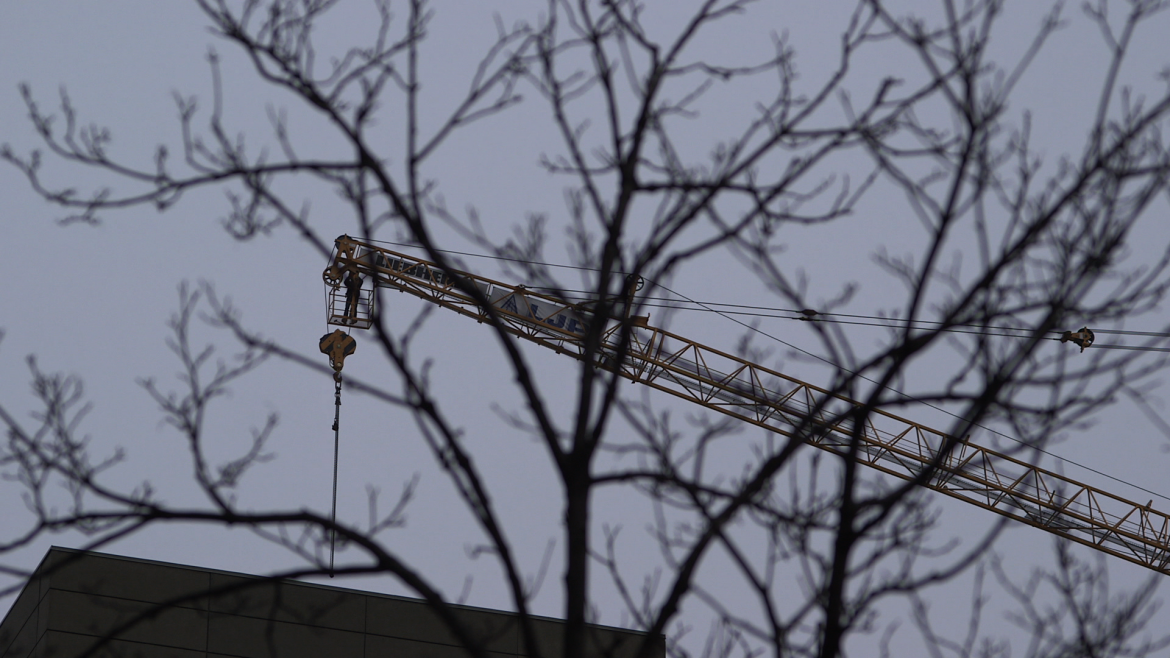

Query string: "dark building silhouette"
[0, 548, 662, 658]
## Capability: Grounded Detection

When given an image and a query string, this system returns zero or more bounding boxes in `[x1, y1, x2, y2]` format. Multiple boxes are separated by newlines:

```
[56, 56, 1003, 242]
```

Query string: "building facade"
[0, 548, 662, 658]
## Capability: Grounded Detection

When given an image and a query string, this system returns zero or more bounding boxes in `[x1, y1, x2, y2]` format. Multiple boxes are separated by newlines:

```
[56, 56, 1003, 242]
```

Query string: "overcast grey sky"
[3, 1, 1170, 655]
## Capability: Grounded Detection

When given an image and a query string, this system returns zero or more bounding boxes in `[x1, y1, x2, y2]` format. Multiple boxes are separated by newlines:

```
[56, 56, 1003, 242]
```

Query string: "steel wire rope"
[330, 377, 341, 577]
[363, 238, 1098, 339]
[321, 278, 346, 577]
[534, 291, 1170, 350]
[356, 238, 1170, 501]
[650, 281, 1170, 505]
[546, 297, 1077, 341]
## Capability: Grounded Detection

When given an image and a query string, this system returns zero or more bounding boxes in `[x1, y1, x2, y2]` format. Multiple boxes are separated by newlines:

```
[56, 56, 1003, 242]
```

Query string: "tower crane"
[323, 235, 1170, 576]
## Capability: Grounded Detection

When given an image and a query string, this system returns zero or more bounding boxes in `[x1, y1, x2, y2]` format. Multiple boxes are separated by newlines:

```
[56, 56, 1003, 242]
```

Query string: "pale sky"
[2, 2, 1170, 656]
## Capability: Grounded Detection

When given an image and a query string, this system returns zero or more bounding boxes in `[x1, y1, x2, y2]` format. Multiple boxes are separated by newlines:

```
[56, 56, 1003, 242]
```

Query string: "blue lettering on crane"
[374, 254, 588, 336]
[374, 253, 450, 287]
[499, 294, 520, 314]
[492, 291, 586, 337]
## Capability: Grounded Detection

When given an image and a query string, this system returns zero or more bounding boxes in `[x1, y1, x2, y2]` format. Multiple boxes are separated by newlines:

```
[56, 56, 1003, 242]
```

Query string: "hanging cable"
[319, 329, 357, 578]
[330, 375, 342, 577]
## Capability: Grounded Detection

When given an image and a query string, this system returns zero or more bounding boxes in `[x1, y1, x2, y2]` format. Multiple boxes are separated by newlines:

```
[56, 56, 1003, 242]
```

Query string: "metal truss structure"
[325, 236, 1170, 576]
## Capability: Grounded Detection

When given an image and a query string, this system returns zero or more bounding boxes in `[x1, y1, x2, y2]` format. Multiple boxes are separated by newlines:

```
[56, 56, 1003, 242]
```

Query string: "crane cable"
[355, 238, 1170, 499]
[359, 237, 1170, 351]
[319, 328, 357, 577]
[544, 294, 1170, 352]
[330, 375, 341, 577]
[652, 281, 1170, 506]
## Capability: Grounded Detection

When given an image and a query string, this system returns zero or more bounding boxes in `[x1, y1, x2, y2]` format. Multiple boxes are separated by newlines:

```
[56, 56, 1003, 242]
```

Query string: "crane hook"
[319, 329, 357, 380]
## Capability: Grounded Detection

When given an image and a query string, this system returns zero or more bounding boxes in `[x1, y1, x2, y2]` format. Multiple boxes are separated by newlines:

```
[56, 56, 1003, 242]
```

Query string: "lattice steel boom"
[324, 236, 1170, 576]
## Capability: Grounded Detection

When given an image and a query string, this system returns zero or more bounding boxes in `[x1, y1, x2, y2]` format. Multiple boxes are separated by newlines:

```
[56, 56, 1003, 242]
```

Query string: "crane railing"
[325, 236, 1170, 576]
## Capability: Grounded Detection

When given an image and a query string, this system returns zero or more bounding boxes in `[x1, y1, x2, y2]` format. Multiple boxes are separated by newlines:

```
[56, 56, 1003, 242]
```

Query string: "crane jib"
[327, 237, 1170, 576]
[366, 249, 590, 337]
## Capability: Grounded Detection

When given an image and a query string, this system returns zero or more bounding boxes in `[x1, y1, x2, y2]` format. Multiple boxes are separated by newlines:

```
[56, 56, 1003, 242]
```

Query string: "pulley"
[319, 329, 357, 381]
[1061, 326, 1095, 352]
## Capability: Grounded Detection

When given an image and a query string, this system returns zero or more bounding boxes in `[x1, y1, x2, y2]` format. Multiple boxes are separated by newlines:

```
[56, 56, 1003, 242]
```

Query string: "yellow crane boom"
[324, 235, 1170, 576]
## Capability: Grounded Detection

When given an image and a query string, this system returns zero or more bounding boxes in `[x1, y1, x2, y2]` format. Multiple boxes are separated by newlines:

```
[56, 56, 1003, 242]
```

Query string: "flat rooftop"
[0, 547, 662, 658]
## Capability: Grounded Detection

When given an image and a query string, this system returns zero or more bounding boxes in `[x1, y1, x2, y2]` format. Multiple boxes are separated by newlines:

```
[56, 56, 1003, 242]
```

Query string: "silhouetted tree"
[4, 1, 1170, 657]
